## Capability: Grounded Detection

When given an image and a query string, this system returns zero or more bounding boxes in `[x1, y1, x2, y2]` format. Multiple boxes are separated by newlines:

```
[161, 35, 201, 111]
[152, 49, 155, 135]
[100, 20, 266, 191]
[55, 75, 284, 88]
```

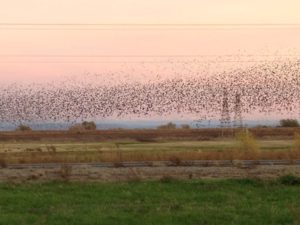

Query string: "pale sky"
[1, 0, 300, 83]
[1, 0, 300, 24]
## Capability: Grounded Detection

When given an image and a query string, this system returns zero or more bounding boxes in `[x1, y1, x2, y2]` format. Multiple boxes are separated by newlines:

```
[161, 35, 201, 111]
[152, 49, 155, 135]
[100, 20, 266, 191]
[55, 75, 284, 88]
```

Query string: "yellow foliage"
[236, 129, 259, 153]
[294, 133, 300, 152]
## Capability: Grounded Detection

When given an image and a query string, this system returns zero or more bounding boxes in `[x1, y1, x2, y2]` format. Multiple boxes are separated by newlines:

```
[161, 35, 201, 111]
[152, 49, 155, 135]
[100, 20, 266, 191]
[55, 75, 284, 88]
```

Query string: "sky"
[1, 0, 300, 83]
[1, 0, 300, 24]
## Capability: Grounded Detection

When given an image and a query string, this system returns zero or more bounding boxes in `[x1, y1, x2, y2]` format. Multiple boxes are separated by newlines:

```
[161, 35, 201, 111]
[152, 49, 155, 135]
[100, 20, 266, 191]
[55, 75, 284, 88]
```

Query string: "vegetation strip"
[3, 159, 300, 169]
[1, 178, 300, 225]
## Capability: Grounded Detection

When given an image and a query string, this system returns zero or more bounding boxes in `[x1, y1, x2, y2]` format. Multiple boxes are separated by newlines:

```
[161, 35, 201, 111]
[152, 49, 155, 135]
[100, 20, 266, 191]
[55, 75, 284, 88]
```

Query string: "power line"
[0, 60, 295, 64]
[2, 28, 300, 31]
[1, 23, 300, 30]
[1, 23, 300, 26]
[0, 54, 299, 58]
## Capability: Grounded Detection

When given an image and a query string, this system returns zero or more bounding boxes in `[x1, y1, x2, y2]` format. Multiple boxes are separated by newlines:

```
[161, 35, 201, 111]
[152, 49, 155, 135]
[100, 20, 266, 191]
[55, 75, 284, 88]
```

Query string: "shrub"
[0, 158, 7, 168]
[59, 164, 72, 181]
[278, 175, 300, 185]
[135, 137, 157, 143]
[46, 145, 57, 153]
[279, 119, 299, 127]
[82, 121, 97, 130]
[181, 124, 190, 129]
[113, 162, 124, 168]
[16, 124, 32, 132]
[295, 133, 300, 152]
[157, 122, 176, 130]
[169, 156, 181, 166]
[25, 147, 42, 152]
[69, 121, 97, 132]
[160, 176, 176, 183]
[69, 124, 86, 133]
[236, 129, 259, 153]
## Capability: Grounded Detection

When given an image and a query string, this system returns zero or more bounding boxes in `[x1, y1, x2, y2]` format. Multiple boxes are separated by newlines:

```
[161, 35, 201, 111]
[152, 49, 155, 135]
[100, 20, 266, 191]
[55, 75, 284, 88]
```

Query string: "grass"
[0, 139, 298, 164]
[0, 139, 294, 153]
[0, 179, 300, 225]
[236, 130, 259, 153]
[0, 130, 298, 164]
[295, 133, 300, 152]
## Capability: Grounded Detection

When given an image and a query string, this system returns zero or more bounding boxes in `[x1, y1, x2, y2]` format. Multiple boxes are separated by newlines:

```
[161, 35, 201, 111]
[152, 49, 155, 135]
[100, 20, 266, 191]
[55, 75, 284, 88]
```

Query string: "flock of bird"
[0, 57, 299, 127]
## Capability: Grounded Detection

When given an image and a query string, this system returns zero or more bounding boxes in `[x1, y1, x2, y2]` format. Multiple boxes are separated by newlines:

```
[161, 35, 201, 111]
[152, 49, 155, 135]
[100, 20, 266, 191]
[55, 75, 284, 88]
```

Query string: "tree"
[181, 124, 190, 129]
[82, 121, 97, 130]
[16, 124, 32, 132]
[69, 121, 97, 132]
[157, 122, 177, 130]
[279, 119, 299, 127]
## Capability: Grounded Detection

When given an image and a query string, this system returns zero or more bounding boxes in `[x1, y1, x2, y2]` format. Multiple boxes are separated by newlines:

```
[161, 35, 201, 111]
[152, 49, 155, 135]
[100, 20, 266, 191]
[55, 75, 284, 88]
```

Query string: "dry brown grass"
[0, 127, 299, 142]
[59, 164, 72, 181]
[0, 157, 7, 168]
[294, 133, 300, 152]
[1, 148, 300, 165]
[0, 128, 299, 164]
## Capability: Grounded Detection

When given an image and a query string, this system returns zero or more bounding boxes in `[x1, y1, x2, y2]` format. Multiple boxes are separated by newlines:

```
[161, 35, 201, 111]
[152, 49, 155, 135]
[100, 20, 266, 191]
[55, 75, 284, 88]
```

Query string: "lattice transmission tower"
[233, 92, 243, 128]
[220, 88, 231, 128]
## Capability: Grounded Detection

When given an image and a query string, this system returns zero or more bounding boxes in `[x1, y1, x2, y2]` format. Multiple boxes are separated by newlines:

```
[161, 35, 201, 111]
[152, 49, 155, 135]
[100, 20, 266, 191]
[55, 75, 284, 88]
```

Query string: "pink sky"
[1, 0, 300, 83]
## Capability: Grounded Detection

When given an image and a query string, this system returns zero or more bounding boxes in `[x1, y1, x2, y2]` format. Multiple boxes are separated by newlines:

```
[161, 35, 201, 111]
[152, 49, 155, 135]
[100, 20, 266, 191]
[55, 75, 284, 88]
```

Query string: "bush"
[236, 129, 259, 153]
[181, 124, 190, 129]
[0, 158, 7, 168]
[46, 145, 57, 153]
[82, 121, 97, 130]
[279, 119, 299, 127]
[157, 122, 177, 130]
[169, 156, 181, 166]
[160, 176, 176, 183]
[16, 124, 32, 132]
[60, 164, 72, 181]
[295, 133, 300, 151]
[69, 121, 97, 132]
[278, 175, 300, 185]
[135, 137, 157, 143]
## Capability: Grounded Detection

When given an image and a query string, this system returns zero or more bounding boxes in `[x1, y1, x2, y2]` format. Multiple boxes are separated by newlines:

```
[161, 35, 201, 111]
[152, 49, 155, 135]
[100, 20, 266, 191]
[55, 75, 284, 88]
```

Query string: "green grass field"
[1, 179, 300, 225]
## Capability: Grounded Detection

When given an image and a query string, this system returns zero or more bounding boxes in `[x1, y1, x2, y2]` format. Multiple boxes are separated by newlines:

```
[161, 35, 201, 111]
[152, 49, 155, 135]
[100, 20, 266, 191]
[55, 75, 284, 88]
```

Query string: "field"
[0, 139, 298, 164]
[1, 128, 300, 224]
[0, 127, 300, 164]
[0, 128, 300, 182]
[0, 127, 299, 141]
[1, 179, 300, 225]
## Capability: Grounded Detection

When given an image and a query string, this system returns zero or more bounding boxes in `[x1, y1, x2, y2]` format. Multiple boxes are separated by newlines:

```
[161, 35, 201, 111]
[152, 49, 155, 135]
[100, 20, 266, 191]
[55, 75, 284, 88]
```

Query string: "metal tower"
[220, 88, 231, 128]
[233, 92, 243, 128]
